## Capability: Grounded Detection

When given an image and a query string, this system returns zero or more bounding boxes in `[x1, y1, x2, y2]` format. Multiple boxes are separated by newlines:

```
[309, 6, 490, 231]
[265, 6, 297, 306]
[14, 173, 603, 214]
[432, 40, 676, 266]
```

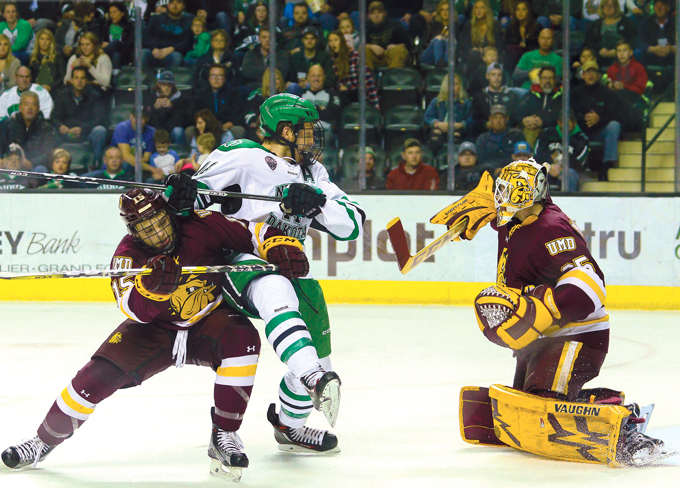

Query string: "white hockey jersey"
[193, 139, 365, 243]
[0, 83, 53, 120]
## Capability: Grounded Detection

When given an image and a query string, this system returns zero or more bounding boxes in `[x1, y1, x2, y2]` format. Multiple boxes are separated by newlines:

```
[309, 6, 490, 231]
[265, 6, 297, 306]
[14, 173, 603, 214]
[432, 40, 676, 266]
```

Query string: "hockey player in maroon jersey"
[1, 175, 311, 481]
[431, 159, 676, 467]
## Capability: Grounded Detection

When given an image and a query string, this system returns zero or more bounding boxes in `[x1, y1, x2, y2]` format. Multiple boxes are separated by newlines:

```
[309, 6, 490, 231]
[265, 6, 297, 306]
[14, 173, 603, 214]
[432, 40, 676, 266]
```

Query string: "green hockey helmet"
[260, 94, 324, 165]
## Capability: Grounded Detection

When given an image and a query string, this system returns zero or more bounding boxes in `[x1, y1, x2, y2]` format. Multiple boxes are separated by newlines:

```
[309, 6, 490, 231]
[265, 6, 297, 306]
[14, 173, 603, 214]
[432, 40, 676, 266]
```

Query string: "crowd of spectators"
[0, 0, 676, 193]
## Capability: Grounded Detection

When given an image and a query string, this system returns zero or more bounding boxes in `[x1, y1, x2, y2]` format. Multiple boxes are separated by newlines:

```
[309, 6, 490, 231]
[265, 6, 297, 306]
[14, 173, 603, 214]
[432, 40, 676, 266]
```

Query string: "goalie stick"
[0, 264, 278, 280]
[386, 217, 468, 274]
[0, 169, 282, 203]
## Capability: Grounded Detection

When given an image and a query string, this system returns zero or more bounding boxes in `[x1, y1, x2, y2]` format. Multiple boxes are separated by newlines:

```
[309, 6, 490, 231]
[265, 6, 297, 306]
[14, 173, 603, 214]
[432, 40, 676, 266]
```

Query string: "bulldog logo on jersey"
[265, 156, 277, 171]
[170, 275, 217, 320]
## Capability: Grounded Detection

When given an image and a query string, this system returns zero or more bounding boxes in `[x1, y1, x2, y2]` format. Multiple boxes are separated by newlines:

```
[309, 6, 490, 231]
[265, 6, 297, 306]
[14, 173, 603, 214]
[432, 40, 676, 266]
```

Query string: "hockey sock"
[213, 320, 261, 432]
[278, 372, 313, 429]
[246, 274, 318, 369]
[37, 359, 128, 446]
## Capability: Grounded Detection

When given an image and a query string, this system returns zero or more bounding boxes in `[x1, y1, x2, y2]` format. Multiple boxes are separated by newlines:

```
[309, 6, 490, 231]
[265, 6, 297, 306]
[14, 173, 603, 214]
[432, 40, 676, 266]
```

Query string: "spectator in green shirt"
[185, 16, 212, 65]
[0, 2, 35, 65]
[513, 28, 563, 90]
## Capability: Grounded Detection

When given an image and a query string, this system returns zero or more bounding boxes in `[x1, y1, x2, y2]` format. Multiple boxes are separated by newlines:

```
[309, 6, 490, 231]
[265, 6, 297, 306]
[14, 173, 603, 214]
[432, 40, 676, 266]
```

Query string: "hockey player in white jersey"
[193, 94, 365, 453]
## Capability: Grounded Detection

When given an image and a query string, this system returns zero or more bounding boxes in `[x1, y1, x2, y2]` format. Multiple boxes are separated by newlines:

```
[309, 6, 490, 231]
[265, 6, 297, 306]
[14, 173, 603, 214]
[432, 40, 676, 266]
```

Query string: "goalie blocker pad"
[459, 385, 630, 466]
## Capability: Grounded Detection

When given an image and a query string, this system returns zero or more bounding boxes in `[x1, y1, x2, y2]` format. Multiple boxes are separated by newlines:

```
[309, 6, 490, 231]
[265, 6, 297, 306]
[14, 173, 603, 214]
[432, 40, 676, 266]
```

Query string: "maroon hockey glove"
[262, 236, 310, 280]
[139, 255, 182, 295]
[523, 284, 562, 321]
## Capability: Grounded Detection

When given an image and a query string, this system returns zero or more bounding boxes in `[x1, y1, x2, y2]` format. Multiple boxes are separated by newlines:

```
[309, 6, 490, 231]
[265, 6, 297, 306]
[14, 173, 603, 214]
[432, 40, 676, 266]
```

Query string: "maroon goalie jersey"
[491, 198, 609, 346]
[110, 210, 278, 329]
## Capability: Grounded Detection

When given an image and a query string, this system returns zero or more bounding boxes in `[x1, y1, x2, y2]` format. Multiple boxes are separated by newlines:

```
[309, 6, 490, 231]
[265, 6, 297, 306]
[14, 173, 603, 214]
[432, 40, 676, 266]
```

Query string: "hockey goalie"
[430, 159, 677, 467]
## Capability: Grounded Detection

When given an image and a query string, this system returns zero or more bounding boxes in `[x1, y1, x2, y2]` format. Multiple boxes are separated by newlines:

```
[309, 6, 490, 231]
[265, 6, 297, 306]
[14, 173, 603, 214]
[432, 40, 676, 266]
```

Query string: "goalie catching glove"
[474, 284, 557, 350]
[280, 183, 327, 218]
[164, 173, 198, 217]
[430, 171, 495, 241]
[260, 236, 309, 280]
[135, 255, 182, 299]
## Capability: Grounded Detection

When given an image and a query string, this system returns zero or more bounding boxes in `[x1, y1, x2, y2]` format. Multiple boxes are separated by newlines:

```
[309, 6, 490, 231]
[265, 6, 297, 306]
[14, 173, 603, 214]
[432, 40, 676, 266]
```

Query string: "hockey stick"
[0, 264, 278, 280]
[386, 217, 468, 274]
[0, 169, 282, 203]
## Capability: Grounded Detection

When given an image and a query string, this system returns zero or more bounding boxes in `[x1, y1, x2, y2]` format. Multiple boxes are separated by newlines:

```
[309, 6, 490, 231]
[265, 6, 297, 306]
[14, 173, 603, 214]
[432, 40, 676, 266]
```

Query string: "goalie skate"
[267, 403, 340, 453]
[301, 370, 341, 428]
[208, 427, 249, 482]
[2, 436, 54, 469]
[617, 430, 678, 467]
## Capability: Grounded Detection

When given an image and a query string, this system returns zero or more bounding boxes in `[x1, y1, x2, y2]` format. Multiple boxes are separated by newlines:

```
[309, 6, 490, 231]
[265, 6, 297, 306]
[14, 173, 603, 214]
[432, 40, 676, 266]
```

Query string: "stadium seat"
[338, 103, 381, 148]
[169, 66, 195, 92]
[386, 144, 434, 171]
[424, 68, 447, 106]
[383, 105, 424, 153]
[339, 144, 387, 183]
[108, 104, 134, 132]
[379, 68, 422, 113]
[113, 67, 154, 105]
[61, 143, 95, 174]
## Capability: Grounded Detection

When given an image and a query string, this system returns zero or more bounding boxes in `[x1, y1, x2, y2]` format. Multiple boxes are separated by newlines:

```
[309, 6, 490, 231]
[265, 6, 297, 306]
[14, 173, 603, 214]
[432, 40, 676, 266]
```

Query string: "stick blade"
[386, 217, 412, 273]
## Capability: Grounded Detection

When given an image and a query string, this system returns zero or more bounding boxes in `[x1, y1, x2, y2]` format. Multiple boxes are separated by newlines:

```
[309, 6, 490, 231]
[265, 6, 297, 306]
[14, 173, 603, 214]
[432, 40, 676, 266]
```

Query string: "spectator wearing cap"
[80, 146, 134, 189]
[194, 29, 238, 92]
[365, 1, 411, 70]
[288, 26, 335, 92]
[571, 59, 621, 181]
[636, 0, 675, 67]
[147, 70, 193, 145]
[424, 73, 473, 154]
[452, 141, 495, 191]
[471, 62, 520, 136]
[535, 109, 588, 192]
[51, 66, 108, 166]
[517, 65, 562, 147]
[300, 64, 341, 144]
[142, 0, 194, 68]
[466, 46, 505, 96]
[192, 64, 246, 140]
[0, 145, 30, 189]
[280, 2, 323, 54]
[511, 141, 533, 161]
[242, 27, 290, 90]
[607, 39, 648, 132]
[386, 138, 439, 190]
[345, 145, 385, 191]
[475, 104, 525, 171]
[0, 91, 58, 169]
[0, 66, 53, 121]
[111, 105, 156, 171]
[513, 28, 563, 90]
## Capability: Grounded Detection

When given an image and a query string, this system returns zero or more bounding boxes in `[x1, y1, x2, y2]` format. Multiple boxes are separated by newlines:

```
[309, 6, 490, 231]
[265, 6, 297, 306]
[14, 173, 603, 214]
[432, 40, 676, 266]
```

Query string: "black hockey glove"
[280, 183, 326, 218]
[137, 255, 182, 296]
[163, 173, 198, 217]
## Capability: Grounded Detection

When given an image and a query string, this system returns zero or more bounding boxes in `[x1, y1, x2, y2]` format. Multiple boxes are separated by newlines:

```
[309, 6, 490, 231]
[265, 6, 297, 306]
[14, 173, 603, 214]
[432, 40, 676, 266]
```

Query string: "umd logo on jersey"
[170, 275, 217, 320]
[109, 332, 122, 344]
[265, 156, 277, 170]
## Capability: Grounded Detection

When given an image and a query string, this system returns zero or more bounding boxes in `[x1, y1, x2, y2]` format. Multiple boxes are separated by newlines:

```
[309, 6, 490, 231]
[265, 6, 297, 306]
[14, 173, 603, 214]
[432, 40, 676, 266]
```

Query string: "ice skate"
[616, 429, 677, 467]
[267, 403, 340, 454]
[300, 368, 341, 428]
[208, 426, 249, 482]
[2, 436, 54, 469]
[624, 403, 655, 435]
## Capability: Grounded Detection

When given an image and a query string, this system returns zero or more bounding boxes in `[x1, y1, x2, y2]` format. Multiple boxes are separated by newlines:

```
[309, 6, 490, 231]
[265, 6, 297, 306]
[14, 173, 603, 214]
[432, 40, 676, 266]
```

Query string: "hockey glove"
[260, 236, 309, 280]
[523, 284, 562, 322]
[135, 255, 182, 298]
[163, 173, 198, 217]
[474, 284, 555, 350]
[430, 171, 496, 241]
[280, 183, 327, 218]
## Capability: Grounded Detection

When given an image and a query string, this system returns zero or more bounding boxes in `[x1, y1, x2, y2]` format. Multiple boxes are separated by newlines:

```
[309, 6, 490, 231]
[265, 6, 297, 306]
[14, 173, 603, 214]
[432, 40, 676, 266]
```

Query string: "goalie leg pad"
[488, 384, 629, 466]
[459, 387, 506, 446]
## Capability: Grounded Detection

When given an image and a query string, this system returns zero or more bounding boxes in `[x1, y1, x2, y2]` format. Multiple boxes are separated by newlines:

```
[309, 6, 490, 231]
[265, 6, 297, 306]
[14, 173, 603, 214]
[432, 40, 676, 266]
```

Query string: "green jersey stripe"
[280, 377, 312, 402]
[281, 406, 311, 419]
[265, 310, 303, 336]
[280, 337, 315, 363]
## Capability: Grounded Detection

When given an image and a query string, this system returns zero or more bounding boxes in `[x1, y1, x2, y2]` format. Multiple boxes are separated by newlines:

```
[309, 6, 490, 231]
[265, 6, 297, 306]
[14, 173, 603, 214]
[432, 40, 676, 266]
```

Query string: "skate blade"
[210, 458, 243, 482]
[631, 448, 678, 468]
[277, 444, 341, 454]
[634, 404, 655, 434]
[319, 378, 341, 428]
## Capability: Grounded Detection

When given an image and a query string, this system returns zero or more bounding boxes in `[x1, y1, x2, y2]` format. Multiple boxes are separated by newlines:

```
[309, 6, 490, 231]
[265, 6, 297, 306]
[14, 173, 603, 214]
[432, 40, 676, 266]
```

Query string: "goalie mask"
[494, 158, 548, 226]
[119, 188, 178, 255]
[260, 94, 325, 166]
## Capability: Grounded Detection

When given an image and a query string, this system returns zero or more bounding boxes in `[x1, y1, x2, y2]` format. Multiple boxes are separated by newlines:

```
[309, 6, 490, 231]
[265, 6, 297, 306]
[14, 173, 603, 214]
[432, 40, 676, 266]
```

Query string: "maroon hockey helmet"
[119, 188, 177, 254]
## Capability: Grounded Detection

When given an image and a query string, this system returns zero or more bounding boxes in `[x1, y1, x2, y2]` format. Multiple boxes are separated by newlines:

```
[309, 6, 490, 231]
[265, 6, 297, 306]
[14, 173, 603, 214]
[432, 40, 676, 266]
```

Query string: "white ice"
[1, 302, 679, 488]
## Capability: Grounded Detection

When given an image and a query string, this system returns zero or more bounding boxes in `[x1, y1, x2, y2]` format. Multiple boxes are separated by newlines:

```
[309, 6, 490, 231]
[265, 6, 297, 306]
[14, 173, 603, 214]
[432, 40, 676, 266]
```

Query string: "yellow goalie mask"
[494, 159, 548, 226]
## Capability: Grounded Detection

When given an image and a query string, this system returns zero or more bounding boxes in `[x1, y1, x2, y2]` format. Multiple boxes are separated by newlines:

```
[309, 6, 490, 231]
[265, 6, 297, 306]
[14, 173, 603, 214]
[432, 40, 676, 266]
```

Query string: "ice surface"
[1, 302, 679, 487]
